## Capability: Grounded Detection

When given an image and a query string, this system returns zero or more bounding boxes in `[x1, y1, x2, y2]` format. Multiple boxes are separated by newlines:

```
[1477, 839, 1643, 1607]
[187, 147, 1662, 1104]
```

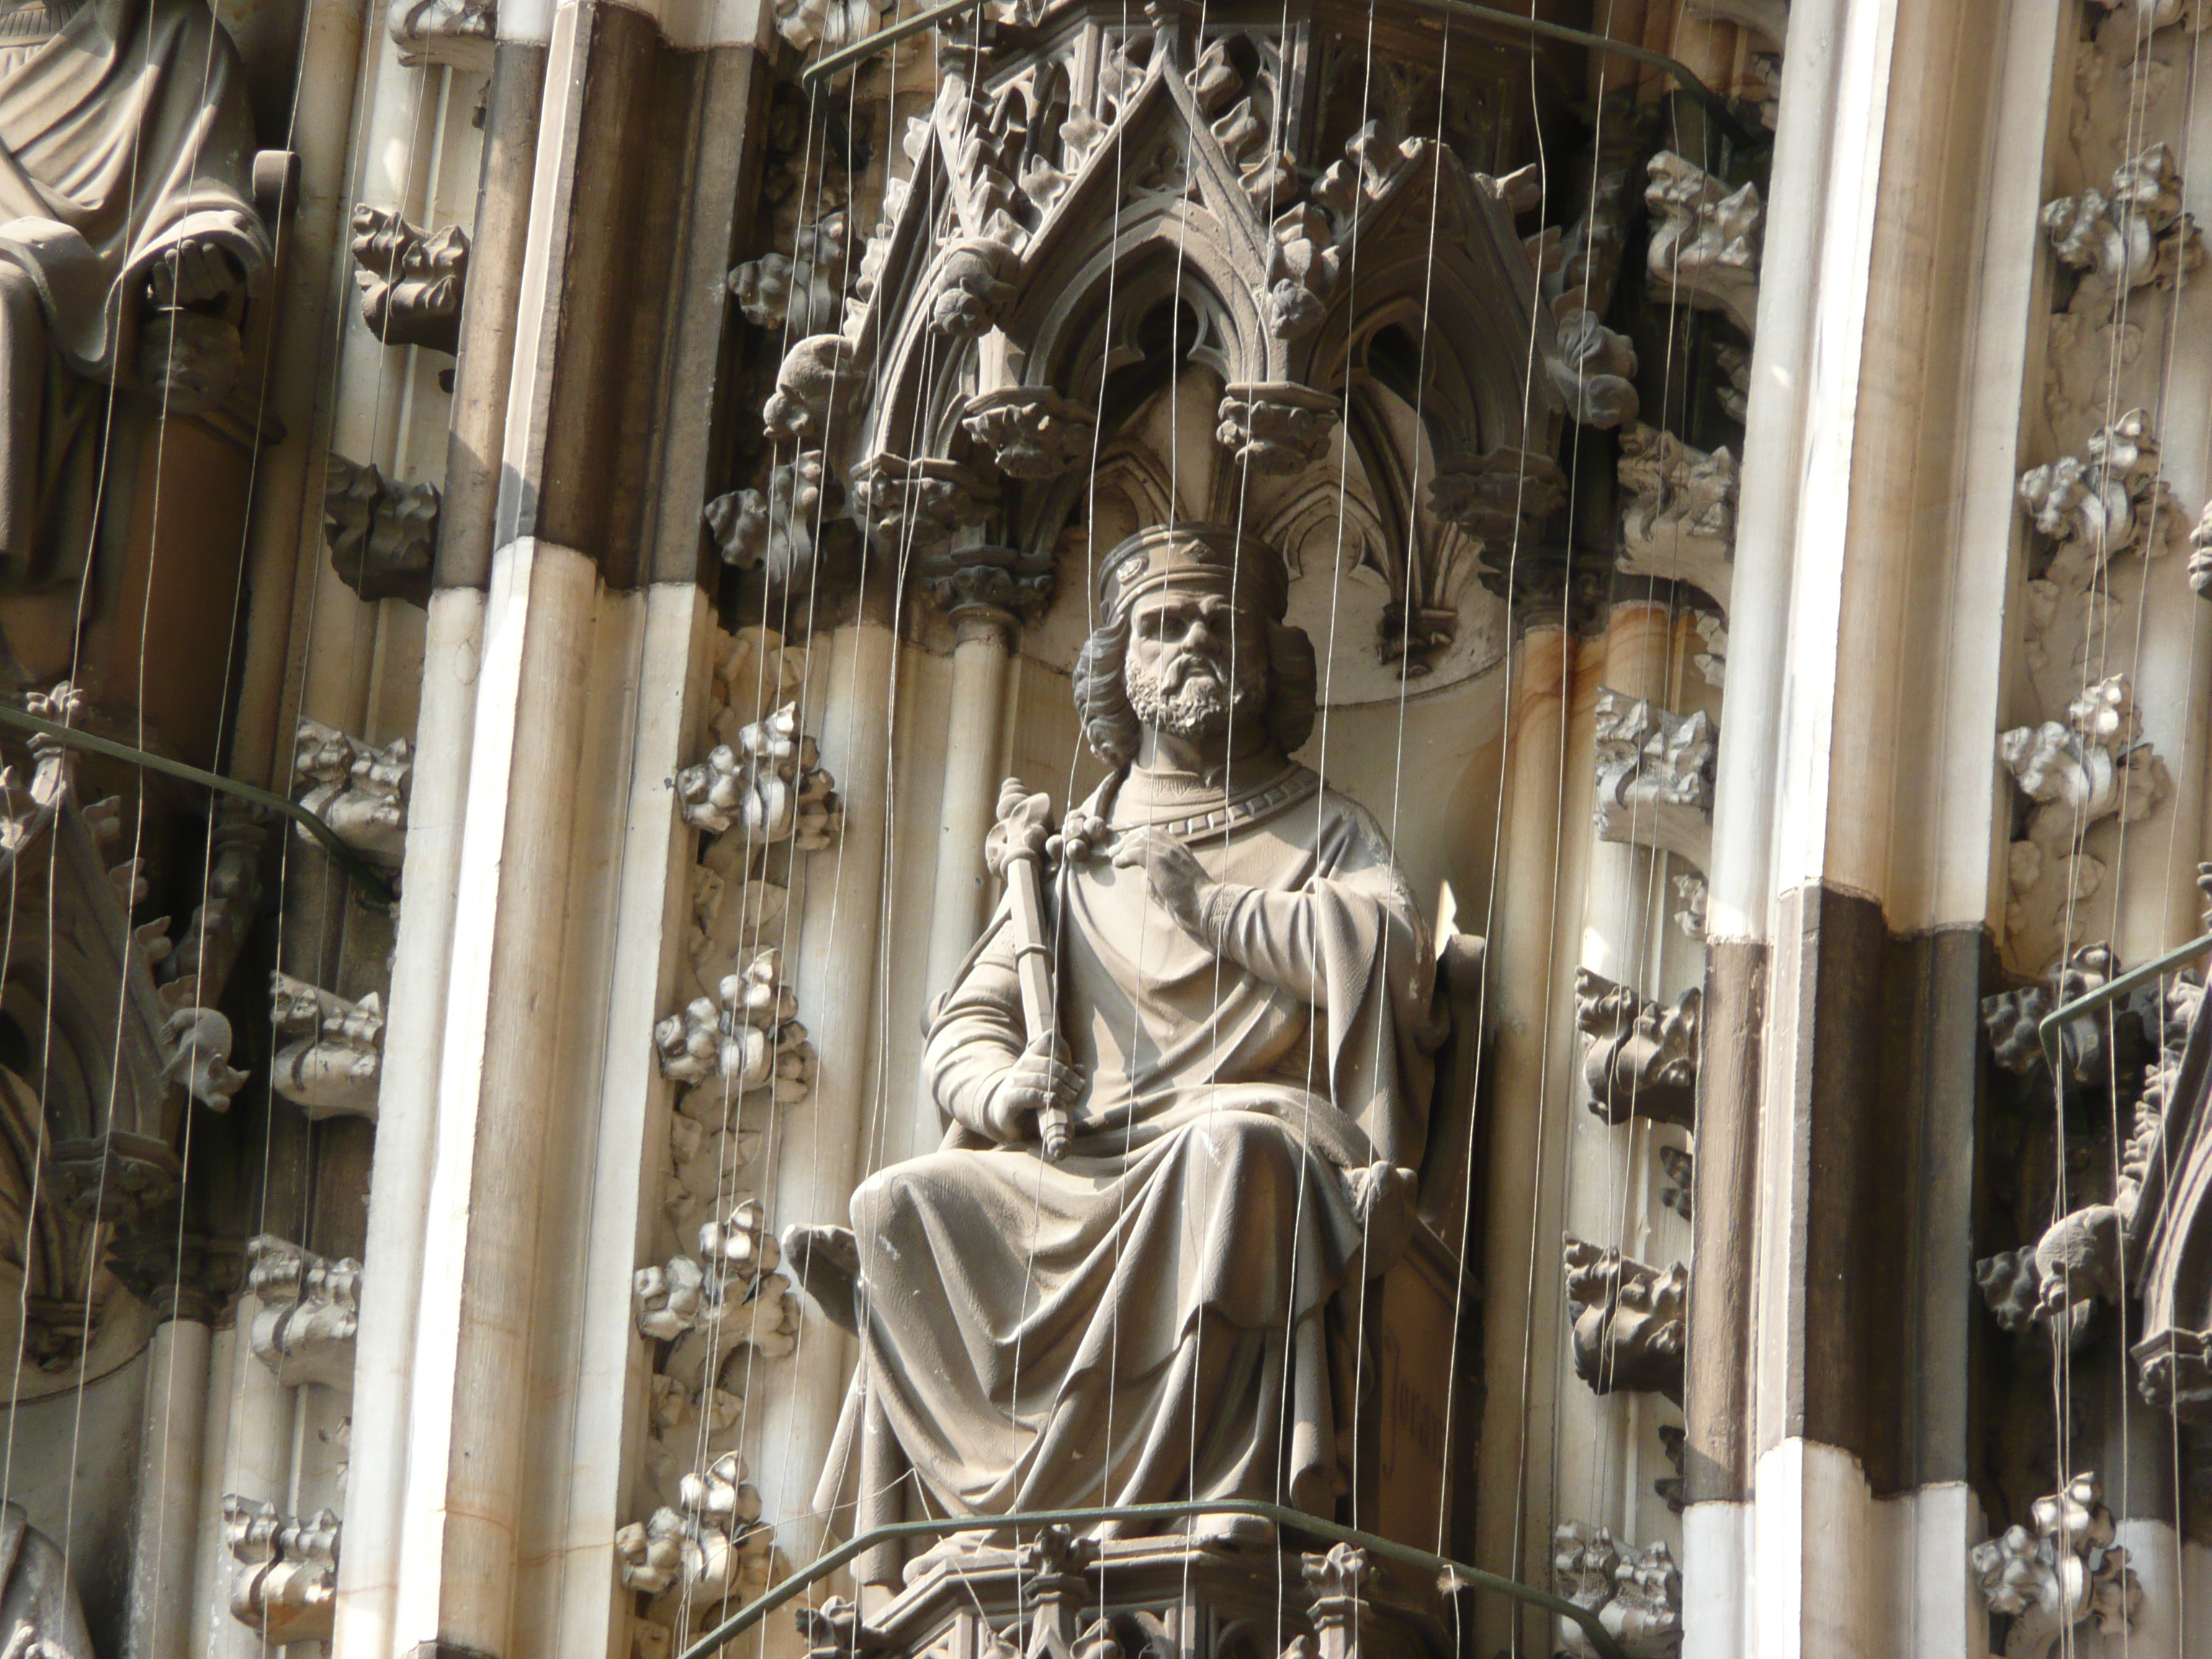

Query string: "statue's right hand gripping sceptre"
[984, 776, 1070, 1160]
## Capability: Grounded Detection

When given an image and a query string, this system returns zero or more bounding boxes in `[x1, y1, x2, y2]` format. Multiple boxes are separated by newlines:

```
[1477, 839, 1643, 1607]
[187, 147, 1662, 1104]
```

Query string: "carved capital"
[1563, 1235, 1685, 1401]
[850, 454, 997, 551]
[1215, 382, 1339, 476]
[246, 1234, 361, 1389]
[705, 450, 850, 590]
[917, 542, 1056, 624]
[958, 387, 1097, 480]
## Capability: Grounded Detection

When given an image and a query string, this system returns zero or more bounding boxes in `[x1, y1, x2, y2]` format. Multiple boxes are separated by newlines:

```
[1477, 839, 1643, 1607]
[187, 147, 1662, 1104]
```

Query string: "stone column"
[755, 606, 898, 1562]
[329, 19, 547, 1659]
[1470, 620, 1575, 1656]
[123, 1309, 212, 1659]
[1554, 601, 1675, 1543]
[212, 1295, 295, 1659]
[186, 1321, 235, 1659]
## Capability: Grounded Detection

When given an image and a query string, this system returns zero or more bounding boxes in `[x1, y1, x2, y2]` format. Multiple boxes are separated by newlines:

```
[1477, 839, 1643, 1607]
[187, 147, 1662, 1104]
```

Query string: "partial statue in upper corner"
[0, 1502, 92, 1658]
[0, 0, 271, 588]
[791, 521, 1449, 1587]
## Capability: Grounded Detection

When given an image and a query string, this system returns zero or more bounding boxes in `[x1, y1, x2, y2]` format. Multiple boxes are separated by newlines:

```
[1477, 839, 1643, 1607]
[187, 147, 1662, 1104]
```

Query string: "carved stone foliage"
[323, 454, 439, 606]
[959, 387, 1096, 480]
[635, 1200, 801, 1362]
[2017, 408, 2178, 568]
[850, 454, 999, 551]
[917, 542, 1056, 623]
[246, 1234, 361, 1390]
[2041, 141, 2201, 311]
[350, 205, 469, 354]
[1563, 1236, 1686, 1401]
[654, 948, 816, 1105]
[676, 703, 842, 848]
[616, 1450, 775, 1604]
[269, 972, 385, 1123]
[1970, 1473, 2142, 1659]
[1552, 1522, 1683, 1659]
[1645, 152, 1762, 337]
[1997, 676, 2167, 974]
[729, 215, 849, 336]
[388, 0, 495, 70]
[704, 449, 851, 593]
[223, 1498, 341, 1647]
[1593, 689, 1716, 872]
[1616, 423, 1738, 612]
[1575, 968, 1699, 1130]
[294, 719, 413, 866]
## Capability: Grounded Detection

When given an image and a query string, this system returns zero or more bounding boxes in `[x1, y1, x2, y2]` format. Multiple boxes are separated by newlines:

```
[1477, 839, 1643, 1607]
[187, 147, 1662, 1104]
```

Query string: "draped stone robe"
[0, 0, 269, 583]
[819, 759, 1437, 1582]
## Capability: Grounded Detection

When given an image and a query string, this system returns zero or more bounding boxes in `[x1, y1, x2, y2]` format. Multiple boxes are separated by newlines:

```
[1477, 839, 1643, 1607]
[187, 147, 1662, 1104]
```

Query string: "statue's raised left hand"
[1112, 827, 1215, 936]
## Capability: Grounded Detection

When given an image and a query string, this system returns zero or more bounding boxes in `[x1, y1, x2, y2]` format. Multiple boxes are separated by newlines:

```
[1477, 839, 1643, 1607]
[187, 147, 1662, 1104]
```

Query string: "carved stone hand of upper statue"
[982, 1036, 1084, 1145]
[1110, 826, 1216, 938]
[145, 235, 247, 310]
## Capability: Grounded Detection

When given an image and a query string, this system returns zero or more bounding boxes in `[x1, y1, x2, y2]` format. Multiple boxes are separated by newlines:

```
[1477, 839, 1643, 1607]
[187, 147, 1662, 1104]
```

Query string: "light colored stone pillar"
[1471, 621, 1581, 1655]
[186, 1321, 235, 1659]
[1555, 602, 1676, 1545]
[912, 613, 1014, 1159]
[124, 1315, 211, 1659]
[754, 612, 898, 1563]
[212, 1296, 294, 1659]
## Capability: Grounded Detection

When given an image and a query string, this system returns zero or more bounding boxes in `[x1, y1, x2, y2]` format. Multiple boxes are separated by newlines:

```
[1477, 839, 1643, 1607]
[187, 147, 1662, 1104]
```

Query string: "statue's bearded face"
[1122, 590, 1269, 740]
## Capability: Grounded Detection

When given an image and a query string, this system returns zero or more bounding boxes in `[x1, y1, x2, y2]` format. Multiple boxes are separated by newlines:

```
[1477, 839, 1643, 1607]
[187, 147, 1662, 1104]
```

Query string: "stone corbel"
[1551, 1523, 1682, 1659]
[1426, 445, 1570, 566]
[349, 205, 469, 353]
[1574, 968, 1699, 1130]
[616, 1450, 776, 1602]
[269, 971, 385, 1122]
[634, 1200, 801, 1363]
[222, 1497, 341, 1646]
[323, 454, 439, 606]
[1593, 689, 1716, 872]
[2041, 141, 2202, 308]
[1970, 1474, 2142, 1659]
[1616, 423, 1738, 611]
[704, 450, 848, 590]
[653, 948, 817, 1102]
[245, 1234, 361, 1389]
[729, 214, 850, 336]
[675, 707, 842, 848]
[1644, 152, 1762, 336]
[1563, 1235, 1686, 1401]
[1997, 678, 2168, 971]
[293, 719, 413, 865]
[2018, 408, 2179, 567]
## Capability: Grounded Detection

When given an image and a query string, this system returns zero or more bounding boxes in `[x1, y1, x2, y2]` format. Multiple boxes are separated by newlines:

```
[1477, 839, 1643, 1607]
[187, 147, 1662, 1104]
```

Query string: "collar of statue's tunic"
[0, 0, 72, 41]
[1107, 760, 1319, 842]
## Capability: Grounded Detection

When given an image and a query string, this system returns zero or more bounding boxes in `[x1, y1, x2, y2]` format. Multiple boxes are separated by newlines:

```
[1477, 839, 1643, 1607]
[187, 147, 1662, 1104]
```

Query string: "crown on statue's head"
[1097, 522, 1290, 624]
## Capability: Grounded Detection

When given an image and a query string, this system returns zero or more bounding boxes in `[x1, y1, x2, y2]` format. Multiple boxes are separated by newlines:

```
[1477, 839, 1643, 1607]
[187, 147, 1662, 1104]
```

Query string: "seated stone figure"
[0, 0, 271, 587]
[806, 522, 1438, 1587]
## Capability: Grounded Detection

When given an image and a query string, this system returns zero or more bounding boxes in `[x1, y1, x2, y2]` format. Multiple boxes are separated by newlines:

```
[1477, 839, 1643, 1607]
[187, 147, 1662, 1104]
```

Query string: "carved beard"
[1125, 651, 1265, 741]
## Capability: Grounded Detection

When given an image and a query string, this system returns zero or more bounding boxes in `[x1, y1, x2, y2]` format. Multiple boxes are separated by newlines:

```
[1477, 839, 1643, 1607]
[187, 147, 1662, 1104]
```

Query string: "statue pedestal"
[837, 1532, 1454, 1659]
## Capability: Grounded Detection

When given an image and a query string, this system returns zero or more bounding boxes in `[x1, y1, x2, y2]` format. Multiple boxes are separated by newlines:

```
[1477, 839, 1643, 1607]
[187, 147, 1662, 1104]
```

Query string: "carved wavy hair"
[1073, 611, 1319, 768]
